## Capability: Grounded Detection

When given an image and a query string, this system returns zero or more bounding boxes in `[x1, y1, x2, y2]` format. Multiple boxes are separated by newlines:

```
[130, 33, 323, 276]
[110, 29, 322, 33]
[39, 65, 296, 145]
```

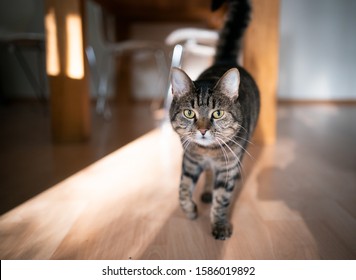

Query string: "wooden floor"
[0, 102, 158, 214]
[0, 102, 355, 259]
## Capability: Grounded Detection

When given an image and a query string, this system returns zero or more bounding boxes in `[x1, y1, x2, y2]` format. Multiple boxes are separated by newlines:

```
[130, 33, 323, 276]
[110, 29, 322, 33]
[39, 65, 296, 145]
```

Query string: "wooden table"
[44, 0, 279, 144]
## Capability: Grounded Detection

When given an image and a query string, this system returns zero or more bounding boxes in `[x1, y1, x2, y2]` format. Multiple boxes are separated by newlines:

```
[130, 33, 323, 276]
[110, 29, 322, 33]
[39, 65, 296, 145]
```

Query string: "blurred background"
[1, 0, 355, 101]
[0, 0, 355, 213]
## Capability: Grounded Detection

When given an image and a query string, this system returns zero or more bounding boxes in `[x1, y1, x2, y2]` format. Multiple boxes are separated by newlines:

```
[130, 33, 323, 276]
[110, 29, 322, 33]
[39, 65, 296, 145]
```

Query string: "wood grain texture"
[243, 0, 280, 145]
[0, 103, 355, 260]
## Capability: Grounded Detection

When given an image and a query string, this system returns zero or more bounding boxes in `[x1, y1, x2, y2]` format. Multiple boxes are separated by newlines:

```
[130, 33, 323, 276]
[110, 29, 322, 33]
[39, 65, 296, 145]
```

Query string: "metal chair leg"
[164, 44, 183, 114]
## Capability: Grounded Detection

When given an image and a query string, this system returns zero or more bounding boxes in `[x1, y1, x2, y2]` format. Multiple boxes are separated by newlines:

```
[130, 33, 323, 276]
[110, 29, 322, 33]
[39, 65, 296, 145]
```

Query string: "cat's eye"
[183, 109, 195, 119]
[212, 110, 225, 119]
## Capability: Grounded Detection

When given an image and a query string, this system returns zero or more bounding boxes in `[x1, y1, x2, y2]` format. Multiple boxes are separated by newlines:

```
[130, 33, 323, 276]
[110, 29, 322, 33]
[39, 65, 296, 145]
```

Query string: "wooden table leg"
[243, 0, 280, 145]
[44, 0, 90, 142]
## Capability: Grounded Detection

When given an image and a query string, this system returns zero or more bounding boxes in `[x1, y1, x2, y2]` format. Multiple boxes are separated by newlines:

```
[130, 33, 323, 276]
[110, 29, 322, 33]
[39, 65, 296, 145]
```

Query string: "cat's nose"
[199, 129, 208, 136]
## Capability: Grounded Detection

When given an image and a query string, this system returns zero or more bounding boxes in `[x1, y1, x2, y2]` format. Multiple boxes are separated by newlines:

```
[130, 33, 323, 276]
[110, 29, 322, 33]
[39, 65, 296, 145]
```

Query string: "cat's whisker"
[181, 134, 193, 151]
[214, 123, 253, 146]
[215, 132, 254, 161]
[216, 136, 245, 183]
[182, 140, 189, 150]
[236, 123, 249, 134]
[221, 143, 249, 178]
[215, 137, 239, 162]
[234, 134, 254, 145]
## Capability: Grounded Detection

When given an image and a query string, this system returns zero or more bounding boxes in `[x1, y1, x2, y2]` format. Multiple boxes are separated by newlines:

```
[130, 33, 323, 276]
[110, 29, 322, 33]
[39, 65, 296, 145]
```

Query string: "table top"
[93, 0, 225, 27]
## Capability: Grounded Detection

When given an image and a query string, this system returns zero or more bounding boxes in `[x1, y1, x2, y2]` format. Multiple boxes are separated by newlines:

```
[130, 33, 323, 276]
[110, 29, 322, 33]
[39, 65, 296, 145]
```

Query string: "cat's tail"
[212, 0, 251, 65]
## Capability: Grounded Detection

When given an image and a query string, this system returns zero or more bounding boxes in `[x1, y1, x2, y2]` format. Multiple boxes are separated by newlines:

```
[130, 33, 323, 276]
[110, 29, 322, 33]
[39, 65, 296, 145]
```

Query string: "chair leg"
[164, 44, 183, 115]
[153, 49, 168, 102]
[96, 54, 114, 120]
[14, 46, 46, 103]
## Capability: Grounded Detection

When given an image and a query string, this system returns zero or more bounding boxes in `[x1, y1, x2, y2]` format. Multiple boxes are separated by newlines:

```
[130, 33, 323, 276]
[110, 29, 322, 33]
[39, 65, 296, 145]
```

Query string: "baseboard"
[278, 99, 356, 106]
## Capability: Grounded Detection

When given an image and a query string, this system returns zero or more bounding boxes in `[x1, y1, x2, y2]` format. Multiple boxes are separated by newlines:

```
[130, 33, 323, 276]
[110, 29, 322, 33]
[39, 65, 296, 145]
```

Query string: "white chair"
[164, 28, 219, 113]
[165, 28, 218, 57]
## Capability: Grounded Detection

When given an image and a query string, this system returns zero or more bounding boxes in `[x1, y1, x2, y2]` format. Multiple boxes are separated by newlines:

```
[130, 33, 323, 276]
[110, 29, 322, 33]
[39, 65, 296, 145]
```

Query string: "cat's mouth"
[193, 131, 215, 147]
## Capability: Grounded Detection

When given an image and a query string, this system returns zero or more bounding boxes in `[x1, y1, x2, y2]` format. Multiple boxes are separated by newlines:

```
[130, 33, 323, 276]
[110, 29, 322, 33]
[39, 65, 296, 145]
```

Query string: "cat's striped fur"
[169, 0, 259, 240]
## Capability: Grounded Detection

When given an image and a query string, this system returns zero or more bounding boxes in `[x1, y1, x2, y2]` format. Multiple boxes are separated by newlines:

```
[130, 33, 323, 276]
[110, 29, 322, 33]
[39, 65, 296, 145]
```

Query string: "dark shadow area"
[0, 101, 157, 214]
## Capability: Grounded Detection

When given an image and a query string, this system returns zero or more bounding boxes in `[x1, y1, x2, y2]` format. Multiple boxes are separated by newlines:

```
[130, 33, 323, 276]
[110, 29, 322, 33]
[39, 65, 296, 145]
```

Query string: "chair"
[0, 32, 46, 103]
[86, 1, 168, 119]
[164, 28, 219, 113]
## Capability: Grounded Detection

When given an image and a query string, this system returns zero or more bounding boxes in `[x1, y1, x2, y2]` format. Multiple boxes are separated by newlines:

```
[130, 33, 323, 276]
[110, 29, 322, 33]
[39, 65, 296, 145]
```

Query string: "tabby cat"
[169, 0, 260, 240]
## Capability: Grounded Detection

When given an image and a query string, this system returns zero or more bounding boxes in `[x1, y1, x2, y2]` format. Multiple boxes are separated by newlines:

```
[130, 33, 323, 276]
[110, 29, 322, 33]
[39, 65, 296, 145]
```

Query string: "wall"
[278, 0, 356, 100]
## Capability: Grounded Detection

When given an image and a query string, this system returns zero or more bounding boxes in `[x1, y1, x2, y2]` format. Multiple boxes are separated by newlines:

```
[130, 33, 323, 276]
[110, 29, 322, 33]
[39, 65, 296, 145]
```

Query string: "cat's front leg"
[179, 157, 202, 220]
[211, 189, 233, 240]
[210, 166, 239, 240]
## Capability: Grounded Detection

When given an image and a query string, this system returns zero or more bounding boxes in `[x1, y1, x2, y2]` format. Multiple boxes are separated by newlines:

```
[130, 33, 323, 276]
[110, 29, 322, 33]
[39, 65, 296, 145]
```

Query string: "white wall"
[278, 0, 356, 100]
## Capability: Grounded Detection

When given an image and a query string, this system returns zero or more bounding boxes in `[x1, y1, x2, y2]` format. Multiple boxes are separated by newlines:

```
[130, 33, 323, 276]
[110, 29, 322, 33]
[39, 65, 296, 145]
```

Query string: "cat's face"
[169, 68, 242, 147]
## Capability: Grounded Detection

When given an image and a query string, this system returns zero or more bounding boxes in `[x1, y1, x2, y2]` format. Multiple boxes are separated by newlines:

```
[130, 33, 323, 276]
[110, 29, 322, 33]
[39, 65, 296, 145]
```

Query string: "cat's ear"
[214, 68, 240, 99]
[171, 67, 194, 97]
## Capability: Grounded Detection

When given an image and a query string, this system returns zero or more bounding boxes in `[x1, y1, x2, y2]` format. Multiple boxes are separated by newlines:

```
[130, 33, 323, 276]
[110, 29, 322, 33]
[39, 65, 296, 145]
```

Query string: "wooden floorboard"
[0, 103, 355, 259]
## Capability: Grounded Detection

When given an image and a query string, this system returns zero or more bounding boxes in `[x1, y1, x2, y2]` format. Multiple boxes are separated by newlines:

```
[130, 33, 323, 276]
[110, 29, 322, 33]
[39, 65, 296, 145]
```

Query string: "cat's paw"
[183, 203, 198, 220]
[186, 211, 198, 220]
[212, 223, 232, 240]
[201, 192, 212, 203]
